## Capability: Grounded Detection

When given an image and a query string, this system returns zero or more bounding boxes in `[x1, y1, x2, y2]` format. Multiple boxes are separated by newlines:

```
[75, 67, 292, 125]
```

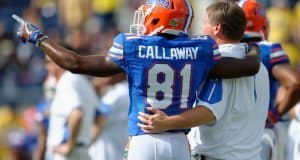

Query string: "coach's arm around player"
[138, 106, 215, 133]
[12, 14, 260, 79]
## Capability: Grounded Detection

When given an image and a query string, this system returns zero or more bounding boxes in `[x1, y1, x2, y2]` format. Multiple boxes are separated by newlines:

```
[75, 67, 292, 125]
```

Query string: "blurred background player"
[12, 0, 261, 159]
[287, 101, 300, 160]
[238, 0, 300, 159]
[138, 1, 269, 160]
[275, 66, 300, 160]
[89, 73, 129, 160]
[44, 57, 99, 160]
[287, 103, 300, 160]
[33, 74, 56, 160]
[6, 129, 33, 160]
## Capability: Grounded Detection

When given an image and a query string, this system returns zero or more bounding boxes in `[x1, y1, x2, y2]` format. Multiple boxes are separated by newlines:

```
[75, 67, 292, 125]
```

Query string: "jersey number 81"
[146, 63, 192, 109]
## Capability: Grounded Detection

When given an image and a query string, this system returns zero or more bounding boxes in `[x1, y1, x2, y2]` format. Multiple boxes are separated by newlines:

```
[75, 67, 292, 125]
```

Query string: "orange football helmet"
[130, 0, 193, 36]
[238, 0, 268, 40]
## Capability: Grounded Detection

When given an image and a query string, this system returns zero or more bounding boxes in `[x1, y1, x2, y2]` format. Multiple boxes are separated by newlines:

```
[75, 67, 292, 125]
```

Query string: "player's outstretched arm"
[272, 64, 300, 116]
[39, 39, 123, 76]
[12, 14, 123, 77]
[210, 43, 260, 78]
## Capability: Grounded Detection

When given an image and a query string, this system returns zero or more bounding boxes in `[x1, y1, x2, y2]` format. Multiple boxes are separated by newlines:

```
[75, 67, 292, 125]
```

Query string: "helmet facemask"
[130, 7, 146, 36]
[130, 2, 157, 36]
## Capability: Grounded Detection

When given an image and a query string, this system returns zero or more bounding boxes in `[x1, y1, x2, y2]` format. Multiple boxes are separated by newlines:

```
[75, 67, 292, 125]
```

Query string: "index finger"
[12, 14, 24, 25]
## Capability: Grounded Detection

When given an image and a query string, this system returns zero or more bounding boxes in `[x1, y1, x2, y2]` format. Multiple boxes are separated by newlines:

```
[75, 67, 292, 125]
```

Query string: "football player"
[13, 0, 260, 159]
[238, 0, 300, 159]
[138, 1, 269, 159]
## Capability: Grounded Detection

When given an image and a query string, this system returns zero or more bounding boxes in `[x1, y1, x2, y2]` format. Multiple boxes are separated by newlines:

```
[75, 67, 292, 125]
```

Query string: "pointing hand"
[12, 14, 47, 46]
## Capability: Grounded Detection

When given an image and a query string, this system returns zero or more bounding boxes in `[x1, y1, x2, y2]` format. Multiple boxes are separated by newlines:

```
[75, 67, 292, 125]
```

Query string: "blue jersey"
[108, 33, 220, 136]
[258, 41, 290, 109]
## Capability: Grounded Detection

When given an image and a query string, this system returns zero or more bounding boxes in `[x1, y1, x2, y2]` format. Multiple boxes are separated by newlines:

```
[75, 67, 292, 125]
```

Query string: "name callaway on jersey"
[138, 45, 199, 60]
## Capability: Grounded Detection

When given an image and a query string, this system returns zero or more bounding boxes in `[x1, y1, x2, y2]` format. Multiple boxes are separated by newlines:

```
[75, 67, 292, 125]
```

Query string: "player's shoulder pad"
[258, 41, 286, 54]
[191, 34, 213, 41]
[269, 43, 283, 51]
[191, 34, 218, 48]
[112, 32, 137, 46]
[113, 33, 124, 43]
[123, 32, 143, 40]
[263, 41, 284, 53]
[258, 40, 282, 48]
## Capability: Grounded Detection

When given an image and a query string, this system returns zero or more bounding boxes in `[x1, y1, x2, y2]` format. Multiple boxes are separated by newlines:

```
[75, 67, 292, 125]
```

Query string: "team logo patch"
[169, 18, 179, 27]
[146, 0, 170, 8]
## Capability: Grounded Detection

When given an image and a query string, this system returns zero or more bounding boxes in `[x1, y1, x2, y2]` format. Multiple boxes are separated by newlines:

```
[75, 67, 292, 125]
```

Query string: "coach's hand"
[54, 143, 73, 156]
[12, 14, 47, 46]
[137, 107, 171, 133]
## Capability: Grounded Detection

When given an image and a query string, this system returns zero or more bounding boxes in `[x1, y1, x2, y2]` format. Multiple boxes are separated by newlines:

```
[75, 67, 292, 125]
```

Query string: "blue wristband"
[35, 34, 48, 47]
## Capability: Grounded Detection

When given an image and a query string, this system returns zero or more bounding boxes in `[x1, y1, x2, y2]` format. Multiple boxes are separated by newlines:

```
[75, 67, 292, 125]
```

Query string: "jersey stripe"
[109, 46, 123, 55]
[270, 50, 286, 59]
[208, 83, 217, 101]
[213, 49, 221, 60]
[108, 52, 123, 59]
[270, 55, 289, 63]
[126, 34, 142, 40]
[113, 42, 123, 49]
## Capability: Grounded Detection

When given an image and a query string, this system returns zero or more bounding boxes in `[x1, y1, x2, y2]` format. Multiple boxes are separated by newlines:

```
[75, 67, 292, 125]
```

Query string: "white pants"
[128, 133, 190, 160]
[287, 119, 300, 160]
[274, 121, 289, 160]
[260, 121, 289, 160]
[261, 128, 277, 160]
[46, 146, 91, 160]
